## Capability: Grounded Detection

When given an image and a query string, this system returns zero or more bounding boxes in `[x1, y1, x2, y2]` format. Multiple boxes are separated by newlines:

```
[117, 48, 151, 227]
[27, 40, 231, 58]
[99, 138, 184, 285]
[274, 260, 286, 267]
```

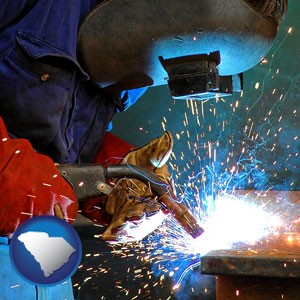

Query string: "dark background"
[73, 1, 300, 299]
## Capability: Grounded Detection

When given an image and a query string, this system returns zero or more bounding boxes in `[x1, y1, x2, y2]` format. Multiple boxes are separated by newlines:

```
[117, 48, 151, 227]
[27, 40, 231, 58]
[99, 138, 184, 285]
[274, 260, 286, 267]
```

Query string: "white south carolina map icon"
[18, 231, 76, 277]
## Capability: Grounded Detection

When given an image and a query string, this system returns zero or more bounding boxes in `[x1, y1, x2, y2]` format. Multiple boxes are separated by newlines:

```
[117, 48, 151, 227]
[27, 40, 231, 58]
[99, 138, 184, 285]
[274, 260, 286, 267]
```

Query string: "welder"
[0, 1, 184, 299]
[0, 0, 288, 299]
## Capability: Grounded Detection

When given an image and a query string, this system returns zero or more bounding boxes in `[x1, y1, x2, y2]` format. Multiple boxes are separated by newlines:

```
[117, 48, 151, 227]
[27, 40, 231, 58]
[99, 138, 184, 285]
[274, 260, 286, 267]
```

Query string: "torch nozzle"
[158, 191, 204, 239]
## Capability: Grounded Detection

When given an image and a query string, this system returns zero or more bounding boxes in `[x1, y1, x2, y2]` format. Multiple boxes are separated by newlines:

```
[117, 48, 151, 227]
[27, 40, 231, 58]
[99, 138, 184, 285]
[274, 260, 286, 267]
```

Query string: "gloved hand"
[101, 131, 174, 243]
[0, 118, 78, 236]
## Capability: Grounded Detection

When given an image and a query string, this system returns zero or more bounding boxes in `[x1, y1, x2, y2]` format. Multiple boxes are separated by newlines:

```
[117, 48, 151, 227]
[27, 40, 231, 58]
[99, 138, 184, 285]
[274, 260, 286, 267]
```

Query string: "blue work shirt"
[0, 0, 146, 163]
[0, 2, 147, 299]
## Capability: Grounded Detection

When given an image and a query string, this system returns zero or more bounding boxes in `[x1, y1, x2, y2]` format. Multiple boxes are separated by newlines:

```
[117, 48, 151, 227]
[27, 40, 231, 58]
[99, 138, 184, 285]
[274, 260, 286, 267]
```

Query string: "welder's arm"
[0, 117, 78, 236]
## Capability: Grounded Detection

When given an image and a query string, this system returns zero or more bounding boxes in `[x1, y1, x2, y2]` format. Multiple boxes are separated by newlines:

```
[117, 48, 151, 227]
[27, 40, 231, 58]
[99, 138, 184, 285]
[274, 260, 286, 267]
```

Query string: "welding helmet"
[78, 0, 288, 100]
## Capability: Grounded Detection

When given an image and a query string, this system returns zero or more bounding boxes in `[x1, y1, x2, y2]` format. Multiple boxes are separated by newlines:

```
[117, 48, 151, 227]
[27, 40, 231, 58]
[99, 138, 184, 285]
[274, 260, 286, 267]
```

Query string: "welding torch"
[58, 164, 204, 239]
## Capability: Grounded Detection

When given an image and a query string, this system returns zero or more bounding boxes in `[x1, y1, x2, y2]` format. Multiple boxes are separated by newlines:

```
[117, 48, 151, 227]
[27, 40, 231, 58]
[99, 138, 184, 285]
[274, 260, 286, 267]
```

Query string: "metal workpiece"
[201, 248, 300, 278]
[201, 190, 300, 278]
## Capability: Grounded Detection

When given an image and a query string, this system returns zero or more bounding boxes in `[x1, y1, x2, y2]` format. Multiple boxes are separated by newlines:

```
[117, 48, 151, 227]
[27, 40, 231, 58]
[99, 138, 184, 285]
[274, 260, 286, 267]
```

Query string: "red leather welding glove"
[0, 118, 78, 236]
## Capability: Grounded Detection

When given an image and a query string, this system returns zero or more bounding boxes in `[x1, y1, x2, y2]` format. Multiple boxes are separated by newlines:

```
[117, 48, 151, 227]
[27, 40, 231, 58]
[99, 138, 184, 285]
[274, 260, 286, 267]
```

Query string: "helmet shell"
[78, 0, 282, 90]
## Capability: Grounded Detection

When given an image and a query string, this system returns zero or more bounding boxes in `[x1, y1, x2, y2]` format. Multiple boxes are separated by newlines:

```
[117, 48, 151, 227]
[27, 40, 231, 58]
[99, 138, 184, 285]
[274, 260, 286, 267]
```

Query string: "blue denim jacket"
[0, 0, 146, 163]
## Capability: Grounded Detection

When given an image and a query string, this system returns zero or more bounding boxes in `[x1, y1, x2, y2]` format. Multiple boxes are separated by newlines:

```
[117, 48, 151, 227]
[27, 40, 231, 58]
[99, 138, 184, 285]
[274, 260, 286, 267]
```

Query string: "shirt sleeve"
[0, 0, 38, 30]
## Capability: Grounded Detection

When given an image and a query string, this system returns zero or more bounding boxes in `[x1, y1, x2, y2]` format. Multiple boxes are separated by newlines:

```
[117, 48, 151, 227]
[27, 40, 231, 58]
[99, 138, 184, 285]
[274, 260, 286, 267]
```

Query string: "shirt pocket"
[0, 31, 77, 145]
